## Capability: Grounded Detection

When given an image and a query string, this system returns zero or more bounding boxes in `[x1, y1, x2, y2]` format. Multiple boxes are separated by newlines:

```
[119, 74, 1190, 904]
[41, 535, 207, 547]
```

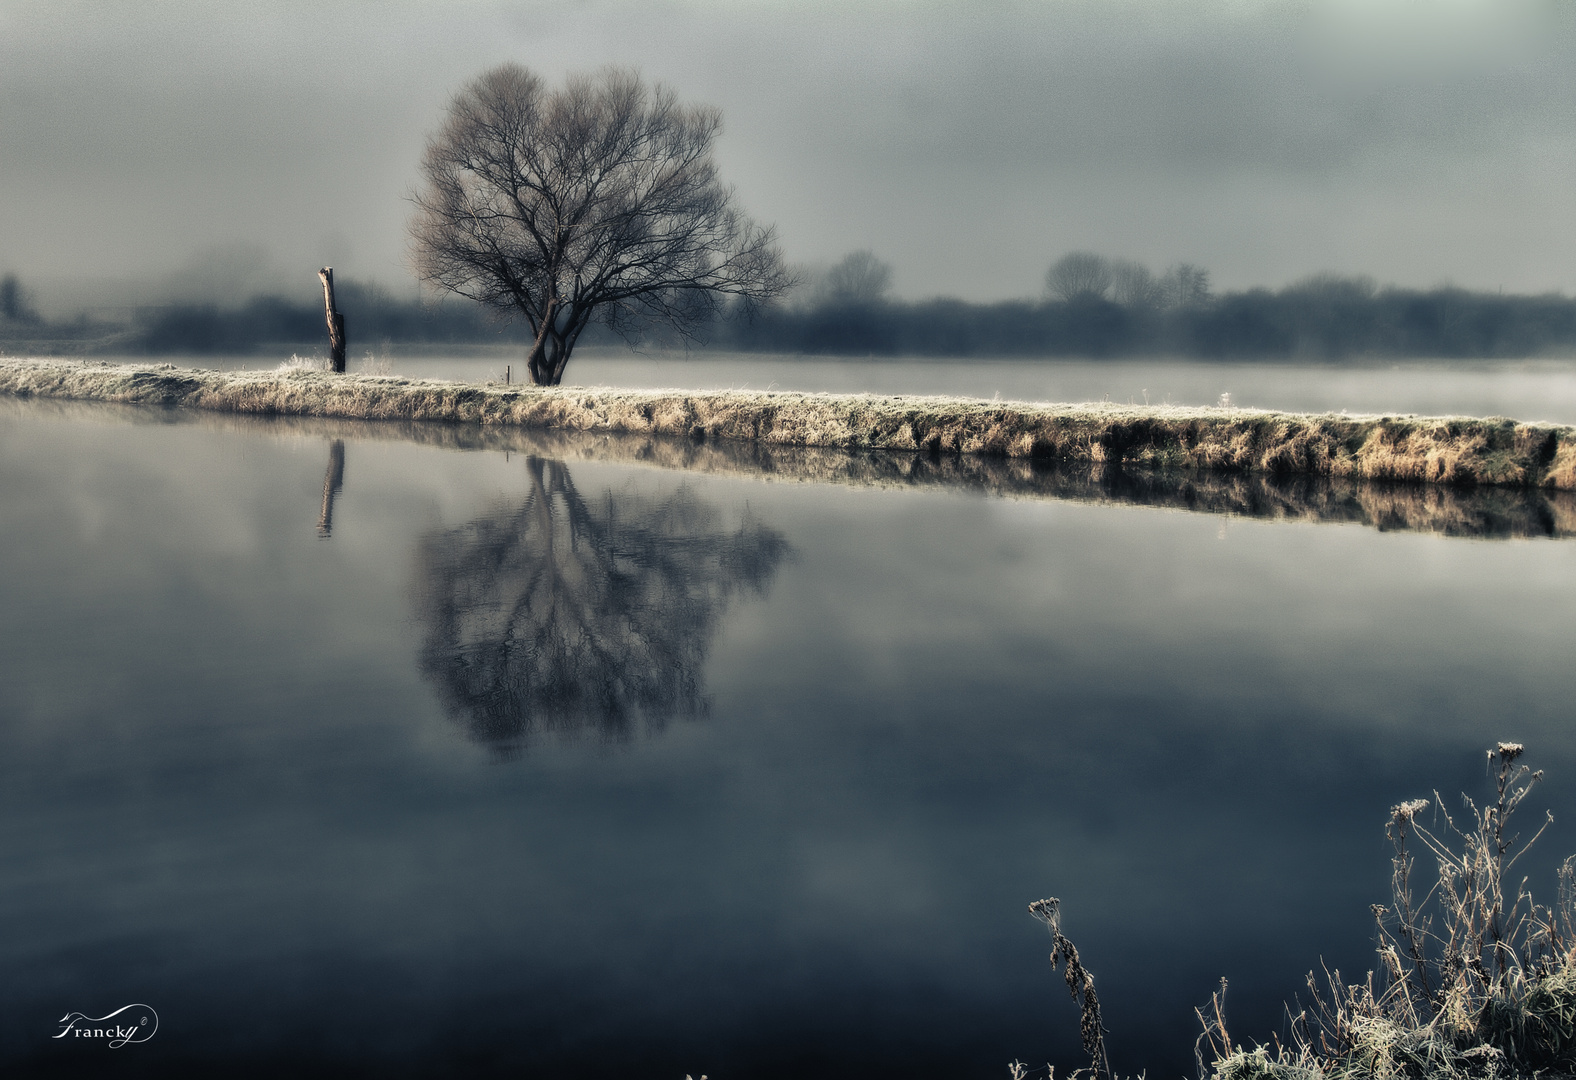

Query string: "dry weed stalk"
[1198, 743, 1576, 1080]
[1031, 897, 1114, 1080]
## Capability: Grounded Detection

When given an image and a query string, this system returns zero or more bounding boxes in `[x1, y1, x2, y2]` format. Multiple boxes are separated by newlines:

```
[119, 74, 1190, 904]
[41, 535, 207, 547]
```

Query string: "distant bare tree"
[1045, 252, 1114, 303]
[1288, 272, 1377, 302]
[1110, 260, 1163, 309]
[409, 64, 792, 385]
[816, 250, 894, 307]
[1158, 263, 1211, 309]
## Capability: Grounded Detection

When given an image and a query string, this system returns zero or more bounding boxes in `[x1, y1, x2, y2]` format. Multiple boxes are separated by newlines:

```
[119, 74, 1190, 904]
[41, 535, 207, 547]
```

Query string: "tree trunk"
[318, 267, 347, 373]
[548, 333, 572, 386]
[544, 305, 594, 386]
[525, 297, 558, 385]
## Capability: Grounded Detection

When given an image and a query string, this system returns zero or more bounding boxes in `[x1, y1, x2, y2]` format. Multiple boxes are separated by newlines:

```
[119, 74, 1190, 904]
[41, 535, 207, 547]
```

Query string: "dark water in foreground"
[3, 398, 1576, 1078]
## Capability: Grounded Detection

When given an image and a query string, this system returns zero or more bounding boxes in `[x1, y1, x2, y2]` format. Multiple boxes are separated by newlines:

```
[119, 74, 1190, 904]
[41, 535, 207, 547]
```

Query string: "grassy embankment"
[9, 392, 1575, 541]
[3, 356, 1576, 493]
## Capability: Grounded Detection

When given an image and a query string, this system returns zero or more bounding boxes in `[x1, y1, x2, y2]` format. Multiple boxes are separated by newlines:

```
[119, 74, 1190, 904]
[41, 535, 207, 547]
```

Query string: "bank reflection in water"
[415, 456, 791, 753]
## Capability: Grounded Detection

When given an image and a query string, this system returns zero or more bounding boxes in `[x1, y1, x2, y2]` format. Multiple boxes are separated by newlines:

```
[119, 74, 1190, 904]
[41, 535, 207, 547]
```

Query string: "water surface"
[3, 396, 1575, 1077]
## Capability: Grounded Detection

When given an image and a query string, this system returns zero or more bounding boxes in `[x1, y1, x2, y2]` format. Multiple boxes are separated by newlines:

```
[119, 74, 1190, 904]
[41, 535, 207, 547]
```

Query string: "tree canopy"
[409, 63, 792, 385]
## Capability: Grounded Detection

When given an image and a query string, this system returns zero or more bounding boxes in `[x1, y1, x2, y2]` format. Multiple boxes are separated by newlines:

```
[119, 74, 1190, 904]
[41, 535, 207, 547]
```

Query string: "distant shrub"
[0, 273, 41, 324]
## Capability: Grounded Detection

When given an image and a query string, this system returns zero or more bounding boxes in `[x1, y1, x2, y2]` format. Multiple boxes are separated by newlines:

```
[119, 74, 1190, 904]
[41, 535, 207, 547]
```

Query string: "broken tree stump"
[318, 267, 347, 373]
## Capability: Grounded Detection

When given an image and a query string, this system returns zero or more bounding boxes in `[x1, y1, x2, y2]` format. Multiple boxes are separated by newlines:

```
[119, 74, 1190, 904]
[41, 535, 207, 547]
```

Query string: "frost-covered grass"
[1197, 744, 1576, 1080]
[1030, 746, 1576, 1080]
[276, 353, 330, 373]
[3, 356, 1576, 490]
[6, 392, 1573, 540]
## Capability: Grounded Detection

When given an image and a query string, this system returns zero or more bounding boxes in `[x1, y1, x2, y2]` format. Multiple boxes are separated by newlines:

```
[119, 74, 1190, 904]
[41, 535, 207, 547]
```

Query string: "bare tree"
[409, 64, 793, 386]
[816, 250, 893, 307]
[1158, 263, 1211, 309]
[1045, 252, 1114, 303]
[1110, 259, 1163, 309]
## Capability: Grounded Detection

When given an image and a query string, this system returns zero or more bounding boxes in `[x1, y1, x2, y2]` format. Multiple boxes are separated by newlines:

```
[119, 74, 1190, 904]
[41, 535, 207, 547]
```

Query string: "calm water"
[4, 362, 1576, 1077]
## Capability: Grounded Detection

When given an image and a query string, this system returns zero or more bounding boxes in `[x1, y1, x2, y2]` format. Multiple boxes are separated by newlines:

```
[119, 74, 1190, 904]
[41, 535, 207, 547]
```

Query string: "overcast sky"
[4, 0, 1576, 308]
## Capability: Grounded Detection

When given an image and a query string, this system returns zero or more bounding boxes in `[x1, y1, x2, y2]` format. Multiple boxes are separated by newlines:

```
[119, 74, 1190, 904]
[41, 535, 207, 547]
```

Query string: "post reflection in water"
[317, 439, 345, 538]
[415, 456, 791, 753]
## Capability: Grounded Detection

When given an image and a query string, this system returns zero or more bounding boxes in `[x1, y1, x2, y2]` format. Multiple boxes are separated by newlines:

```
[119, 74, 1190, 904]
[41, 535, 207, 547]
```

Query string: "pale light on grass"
[275, 353, 330, 373]
[356, 351, 394, 377]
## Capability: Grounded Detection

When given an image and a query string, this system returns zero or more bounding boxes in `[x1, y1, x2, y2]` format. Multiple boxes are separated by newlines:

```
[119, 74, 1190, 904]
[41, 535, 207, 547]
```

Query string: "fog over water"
[5, 1, 1576, 312]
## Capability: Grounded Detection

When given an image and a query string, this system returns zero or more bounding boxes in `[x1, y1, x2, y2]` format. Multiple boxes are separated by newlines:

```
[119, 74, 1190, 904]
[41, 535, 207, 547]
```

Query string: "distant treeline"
[5, 254, 1576, 359]
[711, 252, 1576, 359]
[713, 283, 1576, 359]
[129, 279, 536, 353]
[0, 274, 542, 355]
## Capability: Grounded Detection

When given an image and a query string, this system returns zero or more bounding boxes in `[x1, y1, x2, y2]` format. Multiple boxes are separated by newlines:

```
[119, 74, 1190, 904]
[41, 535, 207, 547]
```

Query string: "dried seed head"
[1495, 742, 1525, 762]
[1392, 799, 1429, 824]
[1029, 897, 1062, 933]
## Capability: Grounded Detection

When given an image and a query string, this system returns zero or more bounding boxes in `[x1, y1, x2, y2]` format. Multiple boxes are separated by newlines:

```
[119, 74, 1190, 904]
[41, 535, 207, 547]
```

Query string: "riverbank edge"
[4, 356, 1575, 491]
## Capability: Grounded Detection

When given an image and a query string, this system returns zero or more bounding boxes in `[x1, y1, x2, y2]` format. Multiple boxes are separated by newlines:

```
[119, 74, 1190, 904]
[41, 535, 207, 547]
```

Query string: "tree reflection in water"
[416, 456, 791, 754]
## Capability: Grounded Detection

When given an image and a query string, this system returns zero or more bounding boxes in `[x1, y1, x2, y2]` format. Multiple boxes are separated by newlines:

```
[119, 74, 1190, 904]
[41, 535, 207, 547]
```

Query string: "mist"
[7, 251, 1574, 362]
[5, 1, 1576, 316]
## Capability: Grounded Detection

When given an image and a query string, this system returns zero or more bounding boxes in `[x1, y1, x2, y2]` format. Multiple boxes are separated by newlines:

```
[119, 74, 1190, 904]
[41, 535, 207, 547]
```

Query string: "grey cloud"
[3, 1, 1575, 304]
[728, 2, 1576, 174]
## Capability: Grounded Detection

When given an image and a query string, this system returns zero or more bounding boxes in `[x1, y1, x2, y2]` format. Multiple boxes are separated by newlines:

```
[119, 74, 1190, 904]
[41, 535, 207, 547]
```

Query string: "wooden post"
[318, 267, 346, 373]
